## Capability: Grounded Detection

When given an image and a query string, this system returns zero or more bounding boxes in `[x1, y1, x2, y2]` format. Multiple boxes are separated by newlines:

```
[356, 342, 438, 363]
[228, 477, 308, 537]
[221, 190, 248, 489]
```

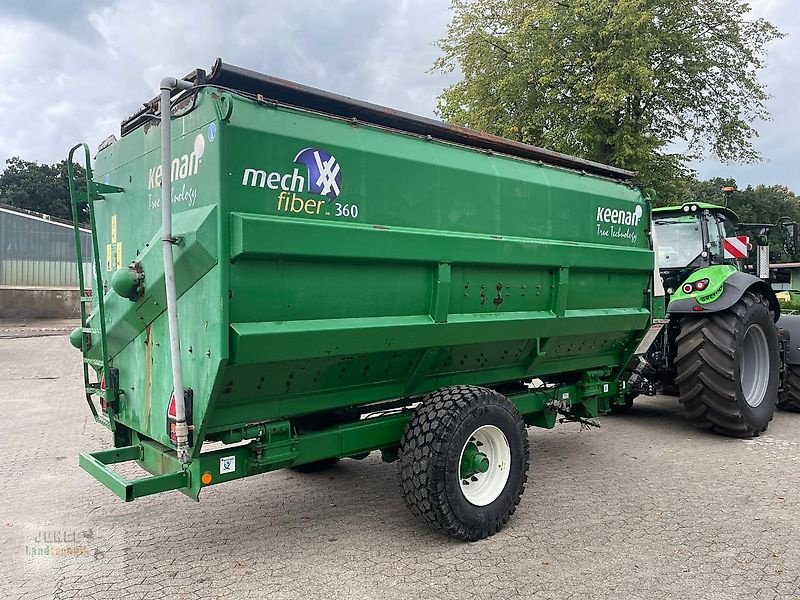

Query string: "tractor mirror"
[782, 223, 799, 255]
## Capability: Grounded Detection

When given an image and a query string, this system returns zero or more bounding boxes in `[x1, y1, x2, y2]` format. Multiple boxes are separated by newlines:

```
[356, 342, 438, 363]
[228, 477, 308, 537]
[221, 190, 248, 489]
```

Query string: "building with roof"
[0, 203, 91, 318]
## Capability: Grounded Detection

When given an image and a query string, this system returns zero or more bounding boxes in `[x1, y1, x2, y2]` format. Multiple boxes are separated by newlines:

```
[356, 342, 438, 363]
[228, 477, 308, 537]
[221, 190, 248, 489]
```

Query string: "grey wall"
[0, 207, 91, 288]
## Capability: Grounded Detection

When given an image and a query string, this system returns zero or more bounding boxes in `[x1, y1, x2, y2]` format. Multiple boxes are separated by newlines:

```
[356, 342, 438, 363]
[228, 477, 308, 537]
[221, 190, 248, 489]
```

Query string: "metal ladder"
[67, 143, 124, 430]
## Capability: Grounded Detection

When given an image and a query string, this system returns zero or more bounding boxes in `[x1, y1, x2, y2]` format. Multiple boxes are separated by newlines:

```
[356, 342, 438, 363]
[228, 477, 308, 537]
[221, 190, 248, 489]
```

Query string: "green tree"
[687, 178, 800, 226]
[434, 0, 783, 196]
[0, 157, 88, 223]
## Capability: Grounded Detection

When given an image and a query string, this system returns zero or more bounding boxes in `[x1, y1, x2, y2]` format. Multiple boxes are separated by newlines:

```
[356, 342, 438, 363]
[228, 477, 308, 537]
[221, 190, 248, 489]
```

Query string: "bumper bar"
[79, 444, 190, 502]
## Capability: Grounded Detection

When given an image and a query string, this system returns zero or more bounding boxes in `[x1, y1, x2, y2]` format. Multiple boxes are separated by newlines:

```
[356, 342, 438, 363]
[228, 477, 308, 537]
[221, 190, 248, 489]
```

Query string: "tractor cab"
[652, 202, 741, 300]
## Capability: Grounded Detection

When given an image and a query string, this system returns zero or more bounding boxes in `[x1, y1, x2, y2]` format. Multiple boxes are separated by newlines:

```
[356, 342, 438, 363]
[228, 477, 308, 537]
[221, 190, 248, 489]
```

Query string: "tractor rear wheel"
[399, 385, 528, 541]
[675, 291, 778, 437]
[778, 365, 800, 412]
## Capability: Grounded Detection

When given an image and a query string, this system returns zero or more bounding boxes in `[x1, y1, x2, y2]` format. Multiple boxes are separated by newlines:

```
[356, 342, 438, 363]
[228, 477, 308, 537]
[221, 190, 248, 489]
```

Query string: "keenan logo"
[595, 204, 643, 244]
[148, 133, 205, 190]
[596, 205, 643, 227]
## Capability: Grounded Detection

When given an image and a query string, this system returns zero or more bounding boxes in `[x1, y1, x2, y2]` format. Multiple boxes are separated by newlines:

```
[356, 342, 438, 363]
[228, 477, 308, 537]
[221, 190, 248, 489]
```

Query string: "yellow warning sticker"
[106, 244, 113, 271]
[116, 242, 123, 270]
[111, 215, 117, 244]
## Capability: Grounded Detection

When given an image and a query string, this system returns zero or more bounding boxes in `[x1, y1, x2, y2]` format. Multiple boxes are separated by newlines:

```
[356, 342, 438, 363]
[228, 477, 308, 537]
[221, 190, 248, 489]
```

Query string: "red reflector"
[692, 306, 705, 312]
[167, 391, 177, 418]
[167, 391, 178, 444]
[682, 284, 693, 294]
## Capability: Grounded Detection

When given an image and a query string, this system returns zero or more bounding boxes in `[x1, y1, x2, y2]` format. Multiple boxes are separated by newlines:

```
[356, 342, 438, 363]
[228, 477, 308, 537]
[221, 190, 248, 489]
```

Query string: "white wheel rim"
[459, 425, 511, 506]
[741, 323, 770, 408]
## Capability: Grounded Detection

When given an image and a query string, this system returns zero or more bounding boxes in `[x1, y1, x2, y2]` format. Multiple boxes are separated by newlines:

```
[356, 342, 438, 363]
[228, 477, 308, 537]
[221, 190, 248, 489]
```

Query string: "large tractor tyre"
[290, 457, 340, 473]
[778, 365, 800, 412]
[399, 385, 529, 541]
[675, 291, 779, 437]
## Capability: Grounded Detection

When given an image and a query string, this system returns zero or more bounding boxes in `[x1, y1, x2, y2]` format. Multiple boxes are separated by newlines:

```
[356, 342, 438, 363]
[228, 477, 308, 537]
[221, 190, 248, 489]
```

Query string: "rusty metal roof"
[120, 59, 636, 182]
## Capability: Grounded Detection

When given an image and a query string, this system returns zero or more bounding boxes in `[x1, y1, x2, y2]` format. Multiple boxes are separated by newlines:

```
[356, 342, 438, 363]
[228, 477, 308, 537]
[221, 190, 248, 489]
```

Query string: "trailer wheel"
[675, 291, 778, 437]
[778, 365, 800, 412]
[399, 385, 528, 541]
[290, 457, 340, 473]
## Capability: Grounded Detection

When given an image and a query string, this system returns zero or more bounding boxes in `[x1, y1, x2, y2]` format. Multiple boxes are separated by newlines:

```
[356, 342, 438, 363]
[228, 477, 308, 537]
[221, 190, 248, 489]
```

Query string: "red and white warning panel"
[723, 236, 749, 259]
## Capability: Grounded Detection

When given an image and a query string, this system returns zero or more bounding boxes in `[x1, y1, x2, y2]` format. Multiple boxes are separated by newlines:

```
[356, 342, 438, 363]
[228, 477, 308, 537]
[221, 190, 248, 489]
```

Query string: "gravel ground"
[1, 327, 799, 599]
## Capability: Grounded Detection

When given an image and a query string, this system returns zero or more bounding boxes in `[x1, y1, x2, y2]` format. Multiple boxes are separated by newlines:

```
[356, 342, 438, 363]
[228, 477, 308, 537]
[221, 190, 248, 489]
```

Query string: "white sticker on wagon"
[220, 456, 236, 474]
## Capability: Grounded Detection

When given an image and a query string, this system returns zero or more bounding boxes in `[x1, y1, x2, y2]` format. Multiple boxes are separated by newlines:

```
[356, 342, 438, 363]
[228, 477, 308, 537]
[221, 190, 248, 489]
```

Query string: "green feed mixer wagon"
[65, 59, 792, 541]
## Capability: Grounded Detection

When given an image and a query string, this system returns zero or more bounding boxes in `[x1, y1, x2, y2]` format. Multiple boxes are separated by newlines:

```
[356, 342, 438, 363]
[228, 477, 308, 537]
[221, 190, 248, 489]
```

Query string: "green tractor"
[626, 198, 800, 436]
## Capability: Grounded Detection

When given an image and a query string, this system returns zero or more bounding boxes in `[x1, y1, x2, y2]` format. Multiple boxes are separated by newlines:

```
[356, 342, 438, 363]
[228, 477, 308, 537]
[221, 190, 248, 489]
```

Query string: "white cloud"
[0, 0, 456, 166]
[0, 0, 796, 193]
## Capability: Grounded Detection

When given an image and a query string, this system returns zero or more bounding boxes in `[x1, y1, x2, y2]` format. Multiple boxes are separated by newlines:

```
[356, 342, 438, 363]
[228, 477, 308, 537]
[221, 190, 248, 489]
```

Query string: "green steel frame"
[79, 376, 625, 501]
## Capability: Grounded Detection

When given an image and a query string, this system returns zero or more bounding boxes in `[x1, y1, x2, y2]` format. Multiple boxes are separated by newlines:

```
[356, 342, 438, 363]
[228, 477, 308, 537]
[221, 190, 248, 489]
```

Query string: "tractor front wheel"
[675, 291, 778, 437]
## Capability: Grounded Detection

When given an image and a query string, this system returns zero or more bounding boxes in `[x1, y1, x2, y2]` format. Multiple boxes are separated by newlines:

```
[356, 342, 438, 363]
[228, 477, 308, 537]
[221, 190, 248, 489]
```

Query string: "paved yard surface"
[2, 326, 800, 600]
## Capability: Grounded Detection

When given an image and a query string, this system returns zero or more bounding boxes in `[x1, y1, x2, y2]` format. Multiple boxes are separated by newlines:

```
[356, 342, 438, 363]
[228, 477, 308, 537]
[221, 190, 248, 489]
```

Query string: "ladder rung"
[82, 327, 100, 334]
[80, 296, 93, 302]
[95, 415, 112, 429]
[83, 357, 105, 367]
[85, 386, 106, 397]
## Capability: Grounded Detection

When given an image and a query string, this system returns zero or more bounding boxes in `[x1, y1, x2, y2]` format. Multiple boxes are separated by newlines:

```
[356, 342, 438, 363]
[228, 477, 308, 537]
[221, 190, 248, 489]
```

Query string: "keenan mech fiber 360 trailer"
[68, 59, 655, 540]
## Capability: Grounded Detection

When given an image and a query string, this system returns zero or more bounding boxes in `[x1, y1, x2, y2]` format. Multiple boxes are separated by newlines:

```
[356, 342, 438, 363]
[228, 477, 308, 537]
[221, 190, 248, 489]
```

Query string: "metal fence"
[0, 205, 92, 288]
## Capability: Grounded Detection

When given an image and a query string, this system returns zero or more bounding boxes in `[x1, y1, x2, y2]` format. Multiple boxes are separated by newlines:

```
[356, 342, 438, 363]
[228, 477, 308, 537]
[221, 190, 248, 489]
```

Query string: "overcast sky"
[0, 0, 796, 192]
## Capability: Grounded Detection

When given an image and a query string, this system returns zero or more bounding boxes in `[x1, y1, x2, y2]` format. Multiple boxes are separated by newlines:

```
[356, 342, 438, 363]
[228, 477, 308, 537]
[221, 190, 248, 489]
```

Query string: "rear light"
[167, 388, 193, 446]
[683, 278, 710, 294]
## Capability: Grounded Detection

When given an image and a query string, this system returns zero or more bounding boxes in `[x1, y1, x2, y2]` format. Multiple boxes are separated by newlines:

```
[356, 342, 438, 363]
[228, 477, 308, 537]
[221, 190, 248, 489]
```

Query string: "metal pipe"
[159, 76, 193, 463]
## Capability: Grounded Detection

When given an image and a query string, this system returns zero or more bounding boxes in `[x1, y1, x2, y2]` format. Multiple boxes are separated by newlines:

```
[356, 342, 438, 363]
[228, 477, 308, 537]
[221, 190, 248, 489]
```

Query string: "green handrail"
[66, 143, 123, 429]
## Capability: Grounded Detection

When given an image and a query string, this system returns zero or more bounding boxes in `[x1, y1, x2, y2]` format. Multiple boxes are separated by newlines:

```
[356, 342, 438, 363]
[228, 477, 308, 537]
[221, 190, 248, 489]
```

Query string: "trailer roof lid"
[121, 58, 636, 182]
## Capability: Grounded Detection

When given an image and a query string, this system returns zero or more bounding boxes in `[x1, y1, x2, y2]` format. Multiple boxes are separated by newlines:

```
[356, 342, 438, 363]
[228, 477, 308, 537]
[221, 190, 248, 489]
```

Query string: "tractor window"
[718, 215, 736, 238]
[707, 214, 723, 261]
[716, 215, 737, 265]
[654, 215, 703, 268]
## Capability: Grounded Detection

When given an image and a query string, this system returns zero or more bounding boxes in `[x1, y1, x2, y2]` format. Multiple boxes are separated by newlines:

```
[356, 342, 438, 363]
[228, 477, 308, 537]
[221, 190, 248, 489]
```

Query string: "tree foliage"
[0, 157, 88, 223]
[434, 0, 784, 195]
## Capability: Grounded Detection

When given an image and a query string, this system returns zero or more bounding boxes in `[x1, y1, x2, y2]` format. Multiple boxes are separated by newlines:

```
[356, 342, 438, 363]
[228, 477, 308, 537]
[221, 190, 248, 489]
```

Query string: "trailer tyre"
[675, 291, 778, 437]
[778, 365, 800, 412]
[399, 385, 528, 541]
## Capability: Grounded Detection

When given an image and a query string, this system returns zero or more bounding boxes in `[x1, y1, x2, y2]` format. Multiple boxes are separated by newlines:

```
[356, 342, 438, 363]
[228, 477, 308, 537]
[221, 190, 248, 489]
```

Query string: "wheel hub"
[460, 442, 490, 479]
[458, 425, 511, 506]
